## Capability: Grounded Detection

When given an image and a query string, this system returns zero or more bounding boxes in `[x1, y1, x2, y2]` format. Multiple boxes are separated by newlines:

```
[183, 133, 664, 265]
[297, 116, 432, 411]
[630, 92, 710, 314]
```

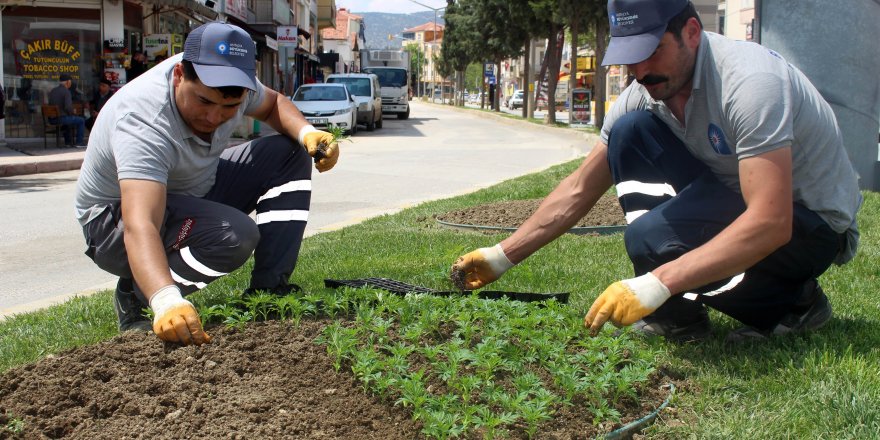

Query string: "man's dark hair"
[666, 1, 702, 40]
[181, 59, 246, 98]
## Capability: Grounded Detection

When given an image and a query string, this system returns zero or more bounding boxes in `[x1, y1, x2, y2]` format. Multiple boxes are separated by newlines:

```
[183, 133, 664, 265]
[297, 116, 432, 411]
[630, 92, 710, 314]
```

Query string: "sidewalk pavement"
[0, 136, 254, 178]
[0, 139, 86, 177]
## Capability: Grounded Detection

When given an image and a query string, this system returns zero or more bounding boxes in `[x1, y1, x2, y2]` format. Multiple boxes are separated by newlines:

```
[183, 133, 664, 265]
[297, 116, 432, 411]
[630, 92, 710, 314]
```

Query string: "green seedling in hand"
[314, 124, 351, 161]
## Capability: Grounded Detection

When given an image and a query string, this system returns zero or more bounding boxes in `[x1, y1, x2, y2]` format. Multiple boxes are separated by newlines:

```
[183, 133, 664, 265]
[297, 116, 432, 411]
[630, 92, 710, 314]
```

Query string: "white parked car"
[290, 83, 358, 135]
[508, 90, 525, 110]
[326, 73, 383, 131]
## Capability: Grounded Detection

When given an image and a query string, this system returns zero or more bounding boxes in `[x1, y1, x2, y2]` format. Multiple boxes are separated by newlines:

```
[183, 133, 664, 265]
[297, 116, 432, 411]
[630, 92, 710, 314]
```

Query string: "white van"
[325, 73, 383, 131]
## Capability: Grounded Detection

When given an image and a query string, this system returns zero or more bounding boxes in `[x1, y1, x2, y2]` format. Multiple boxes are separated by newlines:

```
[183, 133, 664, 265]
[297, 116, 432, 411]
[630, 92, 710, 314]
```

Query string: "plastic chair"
[40, 105, 69, 149]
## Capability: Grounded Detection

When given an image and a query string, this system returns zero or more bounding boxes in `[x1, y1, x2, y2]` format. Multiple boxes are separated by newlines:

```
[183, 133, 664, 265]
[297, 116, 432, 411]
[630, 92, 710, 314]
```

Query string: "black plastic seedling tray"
[324, 277, 569, 304]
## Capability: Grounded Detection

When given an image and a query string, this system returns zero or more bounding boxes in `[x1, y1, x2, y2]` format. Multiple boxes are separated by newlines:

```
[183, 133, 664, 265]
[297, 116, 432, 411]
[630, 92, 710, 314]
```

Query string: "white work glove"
[298, 125, 339, 173]
[450, 244, 515, 290]
[150, 285, 211, 346]
[584, 273, 671, 336]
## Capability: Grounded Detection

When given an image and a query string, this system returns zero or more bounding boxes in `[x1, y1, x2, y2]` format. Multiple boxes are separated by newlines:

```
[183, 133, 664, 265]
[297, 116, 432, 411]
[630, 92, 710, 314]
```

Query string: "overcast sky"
[335, 0, 447, 14]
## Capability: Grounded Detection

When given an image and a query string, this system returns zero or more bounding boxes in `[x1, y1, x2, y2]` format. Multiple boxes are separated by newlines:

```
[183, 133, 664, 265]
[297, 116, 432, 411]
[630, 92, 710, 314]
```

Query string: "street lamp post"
[407, 0, 445, 102]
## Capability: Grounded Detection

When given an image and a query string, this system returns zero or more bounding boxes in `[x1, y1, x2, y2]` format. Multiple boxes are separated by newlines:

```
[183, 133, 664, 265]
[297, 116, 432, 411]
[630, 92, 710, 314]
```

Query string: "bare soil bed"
[0, 321, 419, 440]
[436, 193, 626, 229]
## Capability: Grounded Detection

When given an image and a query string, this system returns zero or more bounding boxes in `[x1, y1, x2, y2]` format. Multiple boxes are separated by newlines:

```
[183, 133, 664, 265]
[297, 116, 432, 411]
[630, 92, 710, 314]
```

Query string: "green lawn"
[1, 159, 877, 438]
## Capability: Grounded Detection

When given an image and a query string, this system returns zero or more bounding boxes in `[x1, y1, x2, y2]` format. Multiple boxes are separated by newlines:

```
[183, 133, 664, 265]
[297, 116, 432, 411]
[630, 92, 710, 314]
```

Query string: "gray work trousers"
[82, 135, 312, 302]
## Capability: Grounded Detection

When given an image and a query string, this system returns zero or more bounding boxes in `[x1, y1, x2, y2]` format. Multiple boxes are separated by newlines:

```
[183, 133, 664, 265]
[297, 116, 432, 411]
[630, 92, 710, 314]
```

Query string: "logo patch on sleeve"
[708, 123, 732, 155]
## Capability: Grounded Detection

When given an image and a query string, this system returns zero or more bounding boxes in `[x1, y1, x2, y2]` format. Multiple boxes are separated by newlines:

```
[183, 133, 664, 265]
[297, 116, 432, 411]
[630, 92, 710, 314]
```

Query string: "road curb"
[0, 157, 84, 177]
[423, 101, 599, 145]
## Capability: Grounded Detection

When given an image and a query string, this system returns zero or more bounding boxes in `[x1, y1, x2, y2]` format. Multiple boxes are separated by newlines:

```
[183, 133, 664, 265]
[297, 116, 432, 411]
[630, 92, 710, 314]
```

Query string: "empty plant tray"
[324, 277, 569, 303]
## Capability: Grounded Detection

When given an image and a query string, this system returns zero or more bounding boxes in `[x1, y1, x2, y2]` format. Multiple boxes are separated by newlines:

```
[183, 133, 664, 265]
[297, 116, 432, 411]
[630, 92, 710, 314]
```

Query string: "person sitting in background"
[126, 52, 148, 81]
[47, 74, 86, 148]
[86, 78, 114, 131]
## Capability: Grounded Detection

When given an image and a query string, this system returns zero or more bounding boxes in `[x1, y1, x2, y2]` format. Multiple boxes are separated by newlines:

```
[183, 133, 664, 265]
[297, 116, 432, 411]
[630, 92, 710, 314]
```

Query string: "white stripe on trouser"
[180, 246, 228, 277]
[170, 268, 208, 290]
[256, 180, 312, 205]
[682, 273, 746, 301]
[625, 210, 649, 224]
[616, 181, 677, 198]
[255, 210, 310, 225]
[616, 181, 677, 224]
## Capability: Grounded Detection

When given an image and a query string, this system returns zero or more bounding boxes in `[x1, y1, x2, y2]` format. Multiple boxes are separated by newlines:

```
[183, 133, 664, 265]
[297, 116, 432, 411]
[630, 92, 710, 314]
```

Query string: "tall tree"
[588, 0, 610, 129]
[468, 0, 532, 111]
[529, 0, 567, 124]
[438, 0, 479, 106]
[403, 44, 425, 97]
[506, 0, 541, 118]
[559, 0, 594, 123]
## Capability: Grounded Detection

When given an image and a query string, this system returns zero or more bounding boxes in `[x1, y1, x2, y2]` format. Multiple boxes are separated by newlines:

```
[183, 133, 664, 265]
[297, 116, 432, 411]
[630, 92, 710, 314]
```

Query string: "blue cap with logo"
[601, 0, 689, 66]
[183, 22, 257, 90]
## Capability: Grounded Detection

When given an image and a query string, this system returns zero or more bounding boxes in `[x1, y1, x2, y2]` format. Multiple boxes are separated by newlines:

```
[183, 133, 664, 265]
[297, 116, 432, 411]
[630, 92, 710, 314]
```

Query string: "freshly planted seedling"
[2, 412, 25, 434]
[223, 310, 254, 332]
[243, 292, 277, 321]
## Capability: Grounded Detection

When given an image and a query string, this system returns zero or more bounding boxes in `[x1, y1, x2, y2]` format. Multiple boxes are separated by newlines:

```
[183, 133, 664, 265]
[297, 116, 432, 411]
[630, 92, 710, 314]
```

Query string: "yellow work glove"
[298, 126, 339, 173]
[450, 244, 515, 290]
[150, 285, 211, 346]
[584, 273, 671, 336]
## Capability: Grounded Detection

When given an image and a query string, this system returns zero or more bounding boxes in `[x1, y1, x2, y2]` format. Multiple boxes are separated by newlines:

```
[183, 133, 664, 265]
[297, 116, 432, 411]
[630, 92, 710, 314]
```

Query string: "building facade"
[1, 0, 337, 141]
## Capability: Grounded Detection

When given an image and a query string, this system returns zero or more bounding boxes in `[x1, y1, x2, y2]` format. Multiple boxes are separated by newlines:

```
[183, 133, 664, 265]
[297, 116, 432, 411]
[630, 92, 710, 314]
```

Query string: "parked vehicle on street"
[508, 89, 525, 110]
[290, 83, 358, 135]
[361, 49, 411, 120]
[326, 73, 383, 131]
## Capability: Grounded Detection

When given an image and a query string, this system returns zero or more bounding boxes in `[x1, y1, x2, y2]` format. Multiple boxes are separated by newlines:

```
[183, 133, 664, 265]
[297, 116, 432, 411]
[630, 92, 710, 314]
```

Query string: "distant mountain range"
[348, 11, 445, 50]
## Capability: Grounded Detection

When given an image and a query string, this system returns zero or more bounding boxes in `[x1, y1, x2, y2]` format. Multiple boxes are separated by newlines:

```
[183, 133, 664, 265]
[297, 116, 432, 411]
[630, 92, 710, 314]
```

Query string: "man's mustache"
[638, 75, 668, 86]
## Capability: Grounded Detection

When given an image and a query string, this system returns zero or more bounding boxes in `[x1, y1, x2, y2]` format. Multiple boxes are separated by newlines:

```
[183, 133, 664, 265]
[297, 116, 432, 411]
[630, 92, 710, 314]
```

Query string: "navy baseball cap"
[183, 22, 257, 90]
[602, 0, 689, 66]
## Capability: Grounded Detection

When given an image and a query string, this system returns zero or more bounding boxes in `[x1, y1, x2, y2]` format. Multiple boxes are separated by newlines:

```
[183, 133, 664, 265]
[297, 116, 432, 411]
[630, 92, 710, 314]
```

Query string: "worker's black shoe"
[113, 278, 152, 332]
[727, 280, 832, 342]
[243, 283, 303, 298]
[631, 306, 712, 342]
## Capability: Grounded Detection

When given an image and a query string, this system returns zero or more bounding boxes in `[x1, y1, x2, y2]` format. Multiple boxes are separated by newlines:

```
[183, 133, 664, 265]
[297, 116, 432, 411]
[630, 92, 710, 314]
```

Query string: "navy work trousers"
[83, 134, 312, 301]
[606, 111, 841, 330]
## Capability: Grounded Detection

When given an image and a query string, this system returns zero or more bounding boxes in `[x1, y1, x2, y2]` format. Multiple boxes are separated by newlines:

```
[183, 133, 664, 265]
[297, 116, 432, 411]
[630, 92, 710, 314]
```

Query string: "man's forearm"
[124, 226, 175, 302]
[502, 143, 612, 263]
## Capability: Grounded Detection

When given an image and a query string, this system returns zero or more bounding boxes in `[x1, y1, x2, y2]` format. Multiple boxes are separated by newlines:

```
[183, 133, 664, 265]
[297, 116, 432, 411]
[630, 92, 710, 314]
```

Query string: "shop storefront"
[1, 0, 214, 141]
[3, 5, 102, 138]
[1, 2, 155, 140]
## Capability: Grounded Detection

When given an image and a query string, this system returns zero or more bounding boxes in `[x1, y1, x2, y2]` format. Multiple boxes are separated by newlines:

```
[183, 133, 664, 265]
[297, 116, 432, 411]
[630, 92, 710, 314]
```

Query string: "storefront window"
[3, 12, 101, 138]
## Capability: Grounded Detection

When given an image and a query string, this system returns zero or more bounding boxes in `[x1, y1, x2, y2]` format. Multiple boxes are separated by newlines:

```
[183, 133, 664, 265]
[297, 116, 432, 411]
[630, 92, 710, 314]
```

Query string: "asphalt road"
[0, 100, 595, 318]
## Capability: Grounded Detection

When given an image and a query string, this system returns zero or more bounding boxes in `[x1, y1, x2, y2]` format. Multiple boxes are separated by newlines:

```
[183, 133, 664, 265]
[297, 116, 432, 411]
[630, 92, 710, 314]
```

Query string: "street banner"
[570, 88, 592, 127]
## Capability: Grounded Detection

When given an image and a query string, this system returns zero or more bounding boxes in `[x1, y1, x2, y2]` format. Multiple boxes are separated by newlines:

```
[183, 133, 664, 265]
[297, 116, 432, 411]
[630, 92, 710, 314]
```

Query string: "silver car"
[290, 83, 358, 135]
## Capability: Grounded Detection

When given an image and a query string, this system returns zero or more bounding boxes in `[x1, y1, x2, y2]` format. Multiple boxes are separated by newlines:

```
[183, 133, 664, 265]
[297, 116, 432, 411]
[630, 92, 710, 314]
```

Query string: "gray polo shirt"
[601, 32, 861, 262]
[75, 53, 265, 225]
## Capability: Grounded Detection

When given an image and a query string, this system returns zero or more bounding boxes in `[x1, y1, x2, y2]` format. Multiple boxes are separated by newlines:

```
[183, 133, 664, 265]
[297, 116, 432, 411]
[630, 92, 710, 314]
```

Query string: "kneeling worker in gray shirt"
[75, 22, 339, 346]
